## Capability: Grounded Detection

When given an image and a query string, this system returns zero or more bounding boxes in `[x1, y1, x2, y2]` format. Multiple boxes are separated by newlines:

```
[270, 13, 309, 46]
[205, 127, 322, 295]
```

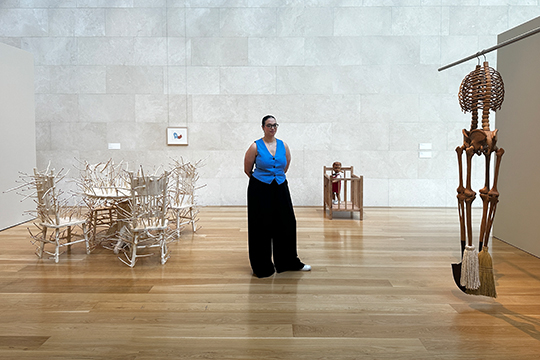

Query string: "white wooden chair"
[168, 159, 204, 238]
[30, 168, 90, 263]
[76, 159, 130, 245]
[117, 170, 172, 267]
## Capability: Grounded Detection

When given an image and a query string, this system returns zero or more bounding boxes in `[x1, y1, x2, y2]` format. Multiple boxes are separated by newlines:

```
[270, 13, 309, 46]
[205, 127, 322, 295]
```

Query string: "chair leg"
[54, 228, 61, 263]
[91, 209, 98, 244]
[176, 210, 181, 239]
[83, 223, 91, 254]
[37, 227, 47, 258]
[67, 226, 72, 244]
[130, 233, 138, 267]
[160, 230, 168, 265]
[190, 208, 196, 232]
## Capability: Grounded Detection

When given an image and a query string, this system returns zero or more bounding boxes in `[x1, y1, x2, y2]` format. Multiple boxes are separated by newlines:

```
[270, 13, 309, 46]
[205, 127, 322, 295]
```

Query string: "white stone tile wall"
[1, 1, 539, 207]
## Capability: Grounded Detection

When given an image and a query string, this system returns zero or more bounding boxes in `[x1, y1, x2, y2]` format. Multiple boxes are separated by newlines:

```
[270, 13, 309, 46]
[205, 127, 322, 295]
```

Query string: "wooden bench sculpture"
[323, 164, 363, 220]
[453, 60, 505, 298]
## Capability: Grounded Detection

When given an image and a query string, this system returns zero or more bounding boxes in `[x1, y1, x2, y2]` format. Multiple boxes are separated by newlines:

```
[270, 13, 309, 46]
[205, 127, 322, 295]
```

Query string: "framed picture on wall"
[167, 127, 188, 146]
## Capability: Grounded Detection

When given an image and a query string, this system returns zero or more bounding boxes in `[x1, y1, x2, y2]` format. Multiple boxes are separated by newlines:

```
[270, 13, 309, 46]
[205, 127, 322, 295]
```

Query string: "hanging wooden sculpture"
[452, 61, 505, 298]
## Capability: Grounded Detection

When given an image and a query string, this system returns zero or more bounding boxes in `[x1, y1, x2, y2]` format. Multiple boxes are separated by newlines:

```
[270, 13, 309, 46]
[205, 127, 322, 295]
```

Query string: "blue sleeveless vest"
[252, 138, 287, 185]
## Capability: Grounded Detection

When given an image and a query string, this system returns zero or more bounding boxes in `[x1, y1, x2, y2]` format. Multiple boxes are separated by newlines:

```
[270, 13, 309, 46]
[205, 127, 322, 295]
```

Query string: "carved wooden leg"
[456, 146, 467, 256]
[461, 146, 480, 290]
[470, 148, 504, 298]
[464, 147, 476, 248]
[478, 151, 492, 251]
[483, 148, 504, 246]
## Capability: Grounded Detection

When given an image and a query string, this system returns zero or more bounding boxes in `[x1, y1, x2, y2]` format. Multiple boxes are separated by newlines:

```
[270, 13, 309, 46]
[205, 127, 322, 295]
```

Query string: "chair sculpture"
[117, 169, 172, 267]
[453, 60, 504, 298]
[323, 165, 363, 220]
[76, 159, 130, 246]
[8, 165, 90, 262]
[168, 158, 204, 238]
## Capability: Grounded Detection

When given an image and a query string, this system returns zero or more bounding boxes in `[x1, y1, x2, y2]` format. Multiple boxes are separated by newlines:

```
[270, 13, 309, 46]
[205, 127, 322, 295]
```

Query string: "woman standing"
[244, 115, 311, 278]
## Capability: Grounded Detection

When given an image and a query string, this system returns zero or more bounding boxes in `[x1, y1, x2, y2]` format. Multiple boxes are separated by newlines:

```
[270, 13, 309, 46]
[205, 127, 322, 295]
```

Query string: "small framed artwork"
[167, 127, 188, 146]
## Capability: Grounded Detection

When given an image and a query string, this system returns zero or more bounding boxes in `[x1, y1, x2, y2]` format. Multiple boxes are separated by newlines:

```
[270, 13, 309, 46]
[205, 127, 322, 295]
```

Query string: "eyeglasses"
[265, 123, 279, 129]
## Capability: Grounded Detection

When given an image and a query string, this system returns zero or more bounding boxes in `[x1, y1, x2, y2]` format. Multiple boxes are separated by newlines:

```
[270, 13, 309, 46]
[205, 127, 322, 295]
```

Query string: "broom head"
[461, 245, 480, 290]
[467, 246, 497, 298]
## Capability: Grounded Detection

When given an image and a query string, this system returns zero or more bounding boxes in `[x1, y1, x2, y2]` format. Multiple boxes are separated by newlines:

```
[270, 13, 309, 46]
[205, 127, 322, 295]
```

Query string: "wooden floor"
[1, 207, 540, 360]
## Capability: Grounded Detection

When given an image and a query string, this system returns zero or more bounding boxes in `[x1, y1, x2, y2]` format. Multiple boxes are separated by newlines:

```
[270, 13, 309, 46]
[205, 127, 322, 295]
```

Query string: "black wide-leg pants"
[247, 176, 304, 278]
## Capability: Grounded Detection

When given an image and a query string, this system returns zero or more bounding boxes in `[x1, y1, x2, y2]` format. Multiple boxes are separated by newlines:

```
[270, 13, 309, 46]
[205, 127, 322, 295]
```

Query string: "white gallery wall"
[0, 43, 36, 230]
[1, 1, 539, 207]
[493, 16, 540, 257]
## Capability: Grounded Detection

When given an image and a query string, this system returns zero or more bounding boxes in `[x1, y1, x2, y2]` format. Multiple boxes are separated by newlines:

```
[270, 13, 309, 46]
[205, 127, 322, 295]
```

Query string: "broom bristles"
[471, 246, 497, 298]
[461, 245, 480, 290]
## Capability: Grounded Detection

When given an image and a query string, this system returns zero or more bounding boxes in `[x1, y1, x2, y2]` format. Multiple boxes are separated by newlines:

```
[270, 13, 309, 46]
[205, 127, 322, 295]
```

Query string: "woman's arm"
[284, 141, 291, 173]
[244, 142, 257, 177]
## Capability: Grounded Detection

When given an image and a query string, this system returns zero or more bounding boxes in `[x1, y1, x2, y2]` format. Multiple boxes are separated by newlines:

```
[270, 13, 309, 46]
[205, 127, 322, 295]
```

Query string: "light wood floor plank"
[1, 206, 540, 359]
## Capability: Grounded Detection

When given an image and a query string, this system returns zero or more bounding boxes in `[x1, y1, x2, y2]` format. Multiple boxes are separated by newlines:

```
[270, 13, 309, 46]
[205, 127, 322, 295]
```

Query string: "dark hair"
[261, 115, 275, 127]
